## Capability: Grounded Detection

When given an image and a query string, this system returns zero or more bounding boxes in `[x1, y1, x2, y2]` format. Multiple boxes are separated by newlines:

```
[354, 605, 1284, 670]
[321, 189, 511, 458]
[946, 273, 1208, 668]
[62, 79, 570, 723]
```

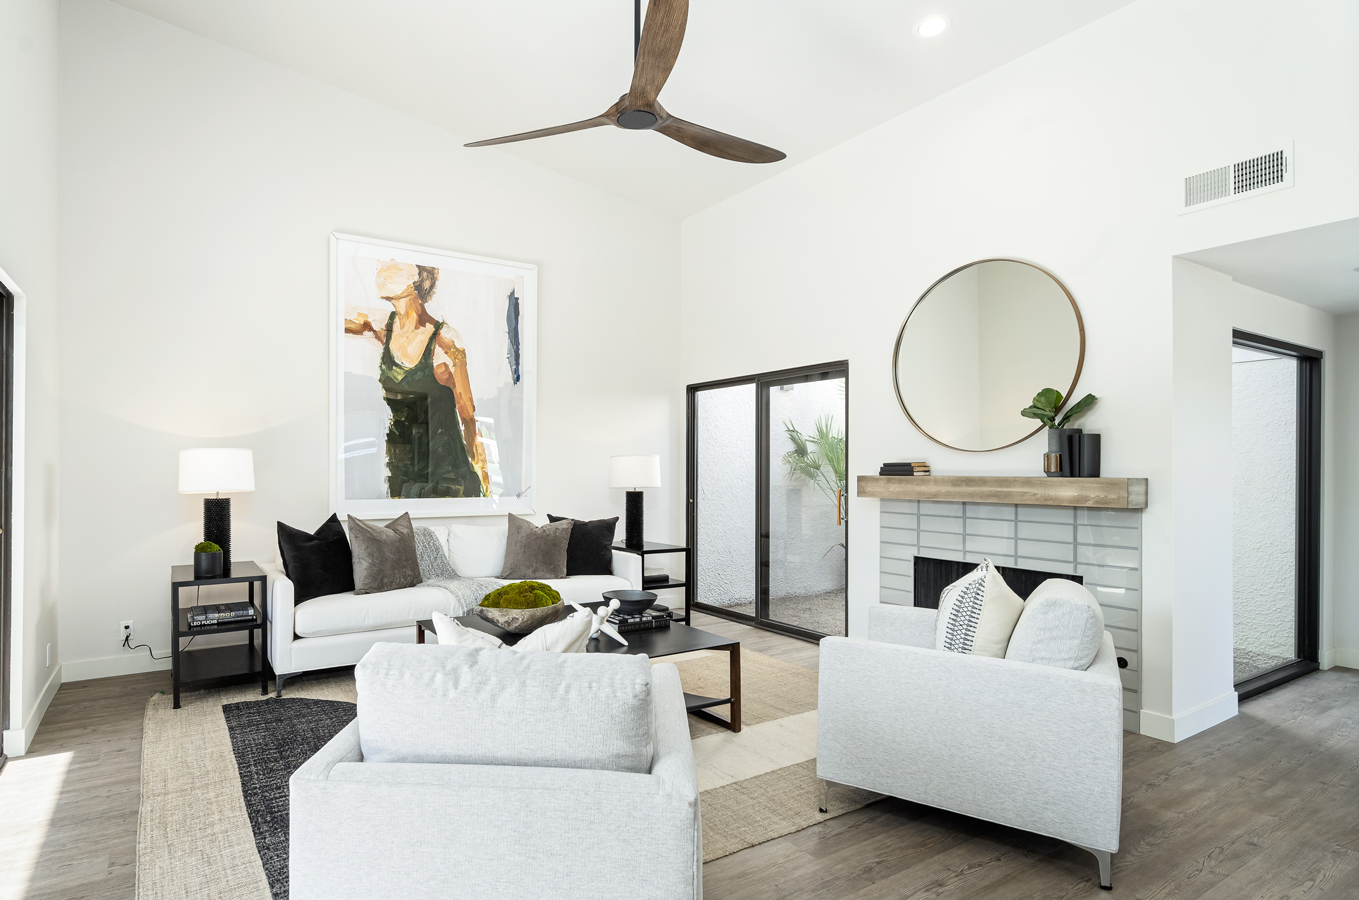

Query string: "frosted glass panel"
[694, 385, 756, 609]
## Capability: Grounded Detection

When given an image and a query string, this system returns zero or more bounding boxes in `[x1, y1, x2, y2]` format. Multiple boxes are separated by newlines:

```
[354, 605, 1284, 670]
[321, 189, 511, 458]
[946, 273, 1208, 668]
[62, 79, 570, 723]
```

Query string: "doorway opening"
[1231, 329, 1321, 700]
[687, 362, 848, 642]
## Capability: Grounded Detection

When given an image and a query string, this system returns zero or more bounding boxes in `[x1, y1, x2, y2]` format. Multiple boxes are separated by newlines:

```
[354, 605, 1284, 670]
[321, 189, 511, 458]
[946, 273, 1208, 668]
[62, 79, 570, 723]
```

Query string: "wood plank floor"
[2, 618, 1356, 900]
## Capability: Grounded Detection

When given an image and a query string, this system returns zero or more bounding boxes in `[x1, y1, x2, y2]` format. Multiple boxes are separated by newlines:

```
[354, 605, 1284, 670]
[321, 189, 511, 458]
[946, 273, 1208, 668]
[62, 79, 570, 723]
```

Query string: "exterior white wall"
[680, 0, 1359, 742]
[57, 0, 680, 679]
[0, 0, 63, 757]
[694, 384, 756, 607]
[1231, 355, 1296, 660]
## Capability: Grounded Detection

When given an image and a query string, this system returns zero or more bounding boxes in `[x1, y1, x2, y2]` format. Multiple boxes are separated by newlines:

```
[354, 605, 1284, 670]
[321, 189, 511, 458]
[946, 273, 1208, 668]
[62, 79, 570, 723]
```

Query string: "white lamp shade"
[178, 448, 256, 494]
[609, 455, 661, 489]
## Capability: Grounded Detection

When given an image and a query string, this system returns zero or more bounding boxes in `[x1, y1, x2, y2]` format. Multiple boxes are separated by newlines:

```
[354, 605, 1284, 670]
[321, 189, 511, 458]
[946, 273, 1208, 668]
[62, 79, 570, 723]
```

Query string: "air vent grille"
[1180, 142, 1293, 214]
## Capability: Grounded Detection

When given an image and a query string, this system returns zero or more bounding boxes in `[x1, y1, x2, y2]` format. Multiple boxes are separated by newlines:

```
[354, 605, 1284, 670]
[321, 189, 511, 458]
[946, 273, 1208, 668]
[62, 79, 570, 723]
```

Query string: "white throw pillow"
[430, 610, 505, 650]
[934, 558, 1025, 658]
[444, 523, 508, 577]
[1005, 578, 1105, 670]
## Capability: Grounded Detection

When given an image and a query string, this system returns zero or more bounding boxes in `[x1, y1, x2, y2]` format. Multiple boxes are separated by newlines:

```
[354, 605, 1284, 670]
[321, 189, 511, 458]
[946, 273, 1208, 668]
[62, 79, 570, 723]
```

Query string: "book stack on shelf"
[189, 601, 257, 629]
[642, 568, 672, 588]
[880, 461, 930, 476]
[607, 606, 673, 633]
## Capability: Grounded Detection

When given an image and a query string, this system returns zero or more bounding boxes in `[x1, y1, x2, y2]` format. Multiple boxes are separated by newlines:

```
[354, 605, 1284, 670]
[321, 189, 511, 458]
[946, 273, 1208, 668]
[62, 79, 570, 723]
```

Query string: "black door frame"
[0, 281, 12, 769]
[687, 361, 849, 644]
[1231, 329, 1322, 701]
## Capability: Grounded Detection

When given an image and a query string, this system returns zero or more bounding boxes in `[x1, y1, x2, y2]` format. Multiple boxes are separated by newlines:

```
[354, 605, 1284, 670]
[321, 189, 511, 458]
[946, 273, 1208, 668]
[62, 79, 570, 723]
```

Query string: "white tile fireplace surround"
[879, 499, 1142, 733]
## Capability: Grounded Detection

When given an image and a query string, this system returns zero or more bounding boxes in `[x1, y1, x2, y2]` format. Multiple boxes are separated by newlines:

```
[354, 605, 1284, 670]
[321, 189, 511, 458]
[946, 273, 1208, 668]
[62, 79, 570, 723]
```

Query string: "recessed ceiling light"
[915, 15, 951, 38]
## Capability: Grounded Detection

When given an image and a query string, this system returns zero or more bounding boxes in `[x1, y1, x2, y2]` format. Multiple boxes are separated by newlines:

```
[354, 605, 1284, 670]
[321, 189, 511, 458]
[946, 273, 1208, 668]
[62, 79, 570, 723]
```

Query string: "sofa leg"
[818, 778, 830, 814]
[275, 673, 289, 698]
[1074, 844, 1113, 890]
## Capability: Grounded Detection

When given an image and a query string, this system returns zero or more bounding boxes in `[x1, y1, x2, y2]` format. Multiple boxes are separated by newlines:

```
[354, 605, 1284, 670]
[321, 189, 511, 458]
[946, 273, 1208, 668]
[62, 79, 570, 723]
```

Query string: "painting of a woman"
[344, 260, 489, 499]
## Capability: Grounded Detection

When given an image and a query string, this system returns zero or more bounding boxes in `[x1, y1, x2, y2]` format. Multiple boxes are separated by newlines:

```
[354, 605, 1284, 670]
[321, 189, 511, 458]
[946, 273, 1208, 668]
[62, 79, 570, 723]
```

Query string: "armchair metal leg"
[818, 778, 830, 814]
[275, 673, 290, 698]
[1073, 844, 1113, 890]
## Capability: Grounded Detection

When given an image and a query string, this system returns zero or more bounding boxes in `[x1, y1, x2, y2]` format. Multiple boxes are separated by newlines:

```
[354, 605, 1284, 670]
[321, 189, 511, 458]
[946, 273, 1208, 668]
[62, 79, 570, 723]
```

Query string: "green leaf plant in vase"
[1020, 388, 1098, 478]
[193, 540, 224, 579]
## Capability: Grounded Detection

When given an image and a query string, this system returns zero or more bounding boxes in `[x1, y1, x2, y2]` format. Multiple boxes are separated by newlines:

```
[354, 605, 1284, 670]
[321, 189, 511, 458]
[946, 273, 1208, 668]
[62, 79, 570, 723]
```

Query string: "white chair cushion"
[445, 523, 508, 577]
[294, 585, 457, 638]
[1005, 578, 1106, 670]
[490, 574, 631, 606]
[355, 642, 655, 773]
[934, 558, 1025, 658]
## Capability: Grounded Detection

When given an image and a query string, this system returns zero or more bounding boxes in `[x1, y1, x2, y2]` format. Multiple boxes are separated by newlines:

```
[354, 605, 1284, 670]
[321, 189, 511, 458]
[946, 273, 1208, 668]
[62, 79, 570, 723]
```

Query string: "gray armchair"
[817, 603, 1123, 889]
[290, 644, 702, 900]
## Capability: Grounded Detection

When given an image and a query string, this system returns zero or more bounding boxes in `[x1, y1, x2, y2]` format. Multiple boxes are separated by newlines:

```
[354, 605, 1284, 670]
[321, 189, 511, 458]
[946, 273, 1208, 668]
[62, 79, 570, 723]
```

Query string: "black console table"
[613, 541, 690, 624]
[170, 560, 270, 709]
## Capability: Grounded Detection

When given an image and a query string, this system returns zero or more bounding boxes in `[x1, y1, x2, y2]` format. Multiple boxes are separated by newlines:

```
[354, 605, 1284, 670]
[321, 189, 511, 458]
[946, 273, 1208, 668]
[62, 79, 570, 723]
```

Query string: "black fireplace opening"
[912, 556, 1082, 610]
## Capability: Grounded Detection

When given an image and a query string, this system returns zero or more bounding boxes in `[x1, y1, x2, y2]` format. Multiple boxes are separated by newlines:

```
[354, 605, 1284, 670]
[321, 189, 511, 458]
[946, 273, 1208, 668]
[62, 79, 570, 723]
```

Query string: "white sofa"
[817, 603, 1123, 890]
[290, 644, 702, 900]
[263, 524, 641, 694]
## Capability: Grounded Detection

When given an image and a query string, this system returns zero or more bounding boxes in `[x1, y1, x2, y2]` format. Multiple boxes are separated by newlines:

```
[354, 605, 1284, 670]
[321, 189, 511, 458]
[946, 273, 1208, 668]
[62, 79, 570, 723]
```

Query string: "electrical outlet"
[121, 620, 134, 646]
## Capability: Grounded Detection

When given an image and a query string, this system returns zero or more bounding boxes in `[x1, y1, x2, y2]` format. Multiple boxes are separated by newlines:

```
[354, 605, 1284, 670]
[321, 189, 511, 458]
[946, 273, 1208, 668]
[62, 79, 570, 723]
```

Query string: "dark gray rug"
[222, 697, 357, 900]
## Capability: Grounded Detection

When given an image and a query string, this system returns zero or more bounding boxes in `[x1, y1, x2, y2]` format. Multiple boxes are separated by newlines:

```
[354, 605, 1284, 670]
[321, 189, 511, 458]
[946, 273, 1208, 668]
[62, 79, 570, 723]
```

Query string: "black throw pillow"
[547, 515, 618, 576]
[277, 514, 355, 603]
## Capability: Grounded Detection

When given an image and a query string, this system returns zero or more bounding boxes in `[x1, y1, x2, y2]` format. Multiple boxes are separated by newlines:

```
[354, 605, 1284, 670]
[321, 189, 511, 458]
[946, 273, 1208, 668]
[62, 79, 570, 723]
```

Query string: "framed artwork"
[330, 233, 536, 517]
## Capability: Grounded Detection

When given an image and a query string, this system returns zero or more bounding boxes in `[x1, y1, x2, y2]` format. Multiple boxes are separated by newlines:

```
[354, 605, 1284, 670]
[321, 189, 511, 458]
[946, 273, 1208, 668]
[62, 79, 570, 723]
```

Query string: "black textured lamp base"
[203, 497, 232, 578]
[624, 490, 645, 549]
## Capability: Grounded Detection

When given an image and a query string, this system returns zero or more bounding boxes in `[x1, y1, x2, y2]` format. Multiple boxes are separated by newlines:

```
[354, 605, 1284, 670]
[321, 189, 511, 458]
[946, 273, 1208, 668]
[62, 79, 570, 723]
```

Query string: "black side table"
[613, 541, 690, 624]
[170, 560, 270, 709]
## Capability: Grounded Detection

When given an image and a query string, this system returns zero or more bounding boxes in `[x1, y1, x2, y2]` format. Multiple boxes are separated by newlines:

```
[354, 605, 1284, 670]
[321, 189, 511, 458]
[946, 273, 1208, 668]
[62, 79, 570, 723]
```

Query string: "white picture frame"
[330, 233, 537, 518]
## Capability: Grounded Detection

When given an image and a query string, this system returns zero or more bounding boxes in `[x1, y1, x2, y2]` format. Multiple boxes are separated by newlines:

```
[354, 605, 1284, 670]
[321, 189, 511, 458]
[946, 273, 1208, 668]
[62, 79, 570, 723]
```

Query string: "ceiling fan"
[465, 0, 785, 164]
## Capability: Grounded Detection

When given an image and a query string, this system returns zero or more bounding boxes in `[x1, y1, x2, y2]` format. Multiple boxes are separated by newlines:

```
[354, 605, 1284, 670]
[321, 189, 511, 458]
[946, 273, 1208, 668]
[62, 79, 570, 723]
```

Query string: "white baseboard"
[62, 651, 172, 682]
[1332, 648, 1359, 670]
[1139, 690, 1238, 743]
[2, 663, 63, 757]
[1321, 648, 1336, 670]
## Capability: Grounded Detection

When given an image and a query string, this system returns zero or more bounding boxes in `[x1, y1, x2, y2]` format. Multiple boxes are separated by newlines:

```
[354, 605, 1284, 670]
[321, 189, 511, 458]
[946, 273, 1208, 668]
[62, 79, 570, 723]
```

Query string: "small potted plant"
[194, 541, 224, 579]
[1021, 388, 1097, 477]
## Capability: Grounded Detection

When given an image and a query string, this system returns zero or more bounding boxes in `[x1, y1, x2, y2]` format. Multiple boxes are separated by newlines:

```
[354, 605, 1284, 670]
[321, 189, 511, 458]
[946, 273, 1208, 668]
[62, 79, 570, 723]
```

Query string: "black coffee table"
[415, 612, 741, 732]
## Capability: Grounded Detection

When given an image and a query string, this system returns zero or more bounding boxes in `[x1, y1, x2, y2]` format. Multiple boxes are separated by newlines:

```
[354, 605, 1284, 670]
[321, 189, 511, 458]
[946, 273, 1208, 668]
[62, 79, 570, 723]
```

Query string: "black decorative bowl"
[602, 589, 658, 616]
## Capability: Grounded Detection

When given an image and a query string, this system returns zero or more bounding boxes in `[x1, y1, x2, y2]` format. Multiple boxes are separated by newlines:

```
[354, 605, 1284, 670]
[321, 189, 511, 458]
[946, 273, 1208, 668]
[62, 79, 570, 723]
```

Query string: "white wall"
[0, 0, 63, 756]
[680, 0, 1359, 741]
[1231, 354, 1296, 661]
[1332, 313, 1359, 668]
[57, 0, 680, 678]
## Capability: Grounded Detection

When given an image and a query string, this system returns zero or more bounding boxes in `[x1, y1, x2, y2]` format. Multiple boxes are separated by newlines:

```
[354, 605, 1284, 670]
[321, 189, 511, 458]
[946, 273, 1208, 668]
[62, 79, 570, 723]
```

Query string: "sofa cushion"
[445, 523, 508, 577]
[277, 514, 354, 604]
[294, 584, 458, 638]
[500, 514, 572, 580]
[1005, 578, 1105, 670]
[348, 514, 422, 595]
[547, 514, 618, 576]
[934, 558, 1025, 658]
[356, 642, 654, 773]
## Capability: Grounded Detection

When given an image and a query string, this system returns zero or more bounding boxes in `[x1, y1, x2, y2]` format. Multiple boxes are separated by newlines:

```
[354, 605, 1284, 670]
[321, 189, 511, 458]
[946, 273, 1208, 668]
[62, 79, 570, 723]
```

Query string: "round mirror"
[893, 259, 1084, 452]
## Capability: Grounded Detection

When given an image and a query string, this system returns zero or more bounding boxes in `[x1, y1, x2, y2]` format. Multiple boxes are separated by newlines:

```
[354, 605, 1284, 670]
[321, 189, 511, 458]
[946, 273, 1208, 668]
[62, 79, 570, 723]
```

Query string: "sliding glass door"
[689, 362, 848, 641]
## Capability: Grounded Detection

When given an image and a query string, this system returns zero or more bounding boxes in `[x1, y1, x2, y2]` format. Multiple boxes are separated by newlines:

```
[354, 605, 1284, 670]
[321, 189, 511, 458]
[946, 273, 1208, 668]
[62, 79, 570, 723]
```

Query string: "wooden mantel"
[857, 476, 1148, 510]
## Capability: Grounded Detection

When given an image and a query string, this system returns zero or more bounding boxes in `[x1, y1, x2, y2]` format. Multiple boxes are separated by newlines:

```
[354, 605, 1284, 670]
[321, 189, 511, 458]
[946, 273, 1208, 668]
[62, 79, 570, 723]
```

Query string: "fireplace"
[912, 556, 1083, 610]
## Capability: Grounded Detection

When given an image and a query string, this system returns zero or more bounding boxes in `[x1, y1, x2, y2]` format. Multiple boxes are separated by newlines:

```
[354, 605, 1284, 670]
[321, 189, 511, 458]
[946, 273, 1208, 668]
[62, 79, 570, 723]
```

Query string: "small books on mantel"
[880, 461, 931, 476]
[189, 601, 257, 628]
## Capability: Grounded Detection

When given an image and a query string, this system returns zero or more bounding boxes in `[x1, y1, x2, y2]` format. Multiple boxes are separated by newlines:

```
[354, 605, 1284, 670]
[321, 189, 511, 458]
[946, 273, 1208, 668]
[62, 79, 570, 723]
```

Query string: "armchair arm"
[259, 560, 295, 676]
[817, 633, 1123, 852]
[611, 549, 643, 590]
[867, 603, 936, 648]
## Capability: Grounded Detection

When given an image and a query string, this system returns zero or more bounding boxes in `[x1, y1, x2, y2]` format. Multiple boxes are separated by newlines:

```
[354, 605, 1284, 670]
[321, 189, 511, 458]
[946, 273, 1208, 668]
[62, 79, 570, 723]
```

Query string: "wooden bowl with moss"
[473, 581, 565, 634]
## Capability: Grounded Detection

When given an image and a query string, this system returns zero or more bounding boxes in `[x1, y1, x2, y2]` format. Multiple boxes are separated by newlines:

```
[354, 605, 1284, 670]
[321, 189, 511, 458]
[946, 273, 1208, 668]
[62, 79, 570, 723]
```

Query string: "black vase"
[1077, 433, 1102, 478]
[1045, 428, 1083, 478]
[194, 551, 223, 579]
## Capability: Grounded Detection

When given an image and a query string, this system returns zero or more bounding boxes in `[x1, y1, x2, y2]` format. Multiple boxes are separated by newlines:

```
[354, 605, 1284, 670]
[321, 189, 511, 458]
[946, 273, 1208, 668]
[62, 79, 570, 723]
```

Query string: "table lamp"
[179, 448, 255, 576]
[610, 455, 661, 549]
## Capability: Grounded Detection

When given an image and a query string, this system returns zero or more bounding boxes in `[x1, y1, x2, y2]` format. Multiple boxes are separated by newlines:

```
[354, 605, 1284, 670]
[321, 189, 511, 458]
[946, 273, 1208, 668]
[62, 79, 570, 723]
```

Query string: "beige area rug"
[136, 649, 878, 898]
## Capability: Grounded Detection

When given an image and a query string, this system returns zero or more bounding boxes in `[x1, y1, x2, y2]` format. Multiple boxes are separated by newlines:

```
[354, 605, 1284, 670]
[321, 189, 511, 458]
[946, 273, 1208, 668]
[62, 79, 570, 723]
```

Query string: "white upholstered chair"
[817, 601, 1123, 889]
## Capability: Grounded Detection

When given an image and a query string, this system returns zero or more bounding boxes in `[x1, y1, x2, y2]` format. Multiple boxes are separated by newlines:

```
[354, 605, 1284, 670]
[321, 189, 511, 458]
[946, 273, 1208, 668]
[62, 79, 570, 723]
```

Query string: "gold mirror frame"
[891, 258, 1086, 453]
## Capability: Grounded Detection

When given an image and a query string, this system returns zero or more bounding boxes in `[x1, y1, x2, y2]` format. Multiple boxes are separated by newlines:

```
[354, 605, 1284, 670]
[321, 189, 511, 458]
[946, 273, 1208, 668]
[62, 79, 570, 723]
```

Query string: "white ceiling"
[112, 0, 1136, 218]
[1182, 217, 1359, 315]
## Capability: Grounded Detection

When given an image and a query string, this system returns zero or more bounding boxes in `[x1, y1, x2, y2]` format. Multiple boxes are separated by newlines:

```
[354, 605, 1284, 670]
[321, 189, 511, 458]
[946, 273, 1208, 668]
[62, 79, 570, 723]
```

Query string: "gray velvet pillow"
[348, 513, 422, 595]
[499, 514, 573, 580]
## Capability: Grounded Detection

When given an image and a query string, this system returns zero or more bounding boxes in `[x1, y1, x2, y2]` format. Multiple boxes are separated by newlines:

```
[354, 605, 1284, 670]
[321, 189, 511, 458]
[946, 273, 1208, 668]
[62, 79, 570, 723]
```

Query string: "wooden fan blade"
[656, 116, 786, 164]
[627, 0, 688, 108]
[465, 113, 612, 148]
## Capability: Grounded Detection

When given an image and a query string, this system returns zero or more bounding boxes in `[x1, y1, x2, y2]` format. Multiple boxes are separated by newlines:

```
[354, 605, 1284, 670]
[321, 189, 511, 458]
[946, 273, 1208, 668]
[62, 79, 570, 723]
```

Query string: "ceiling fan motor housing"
[617, 109, 659, 130]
